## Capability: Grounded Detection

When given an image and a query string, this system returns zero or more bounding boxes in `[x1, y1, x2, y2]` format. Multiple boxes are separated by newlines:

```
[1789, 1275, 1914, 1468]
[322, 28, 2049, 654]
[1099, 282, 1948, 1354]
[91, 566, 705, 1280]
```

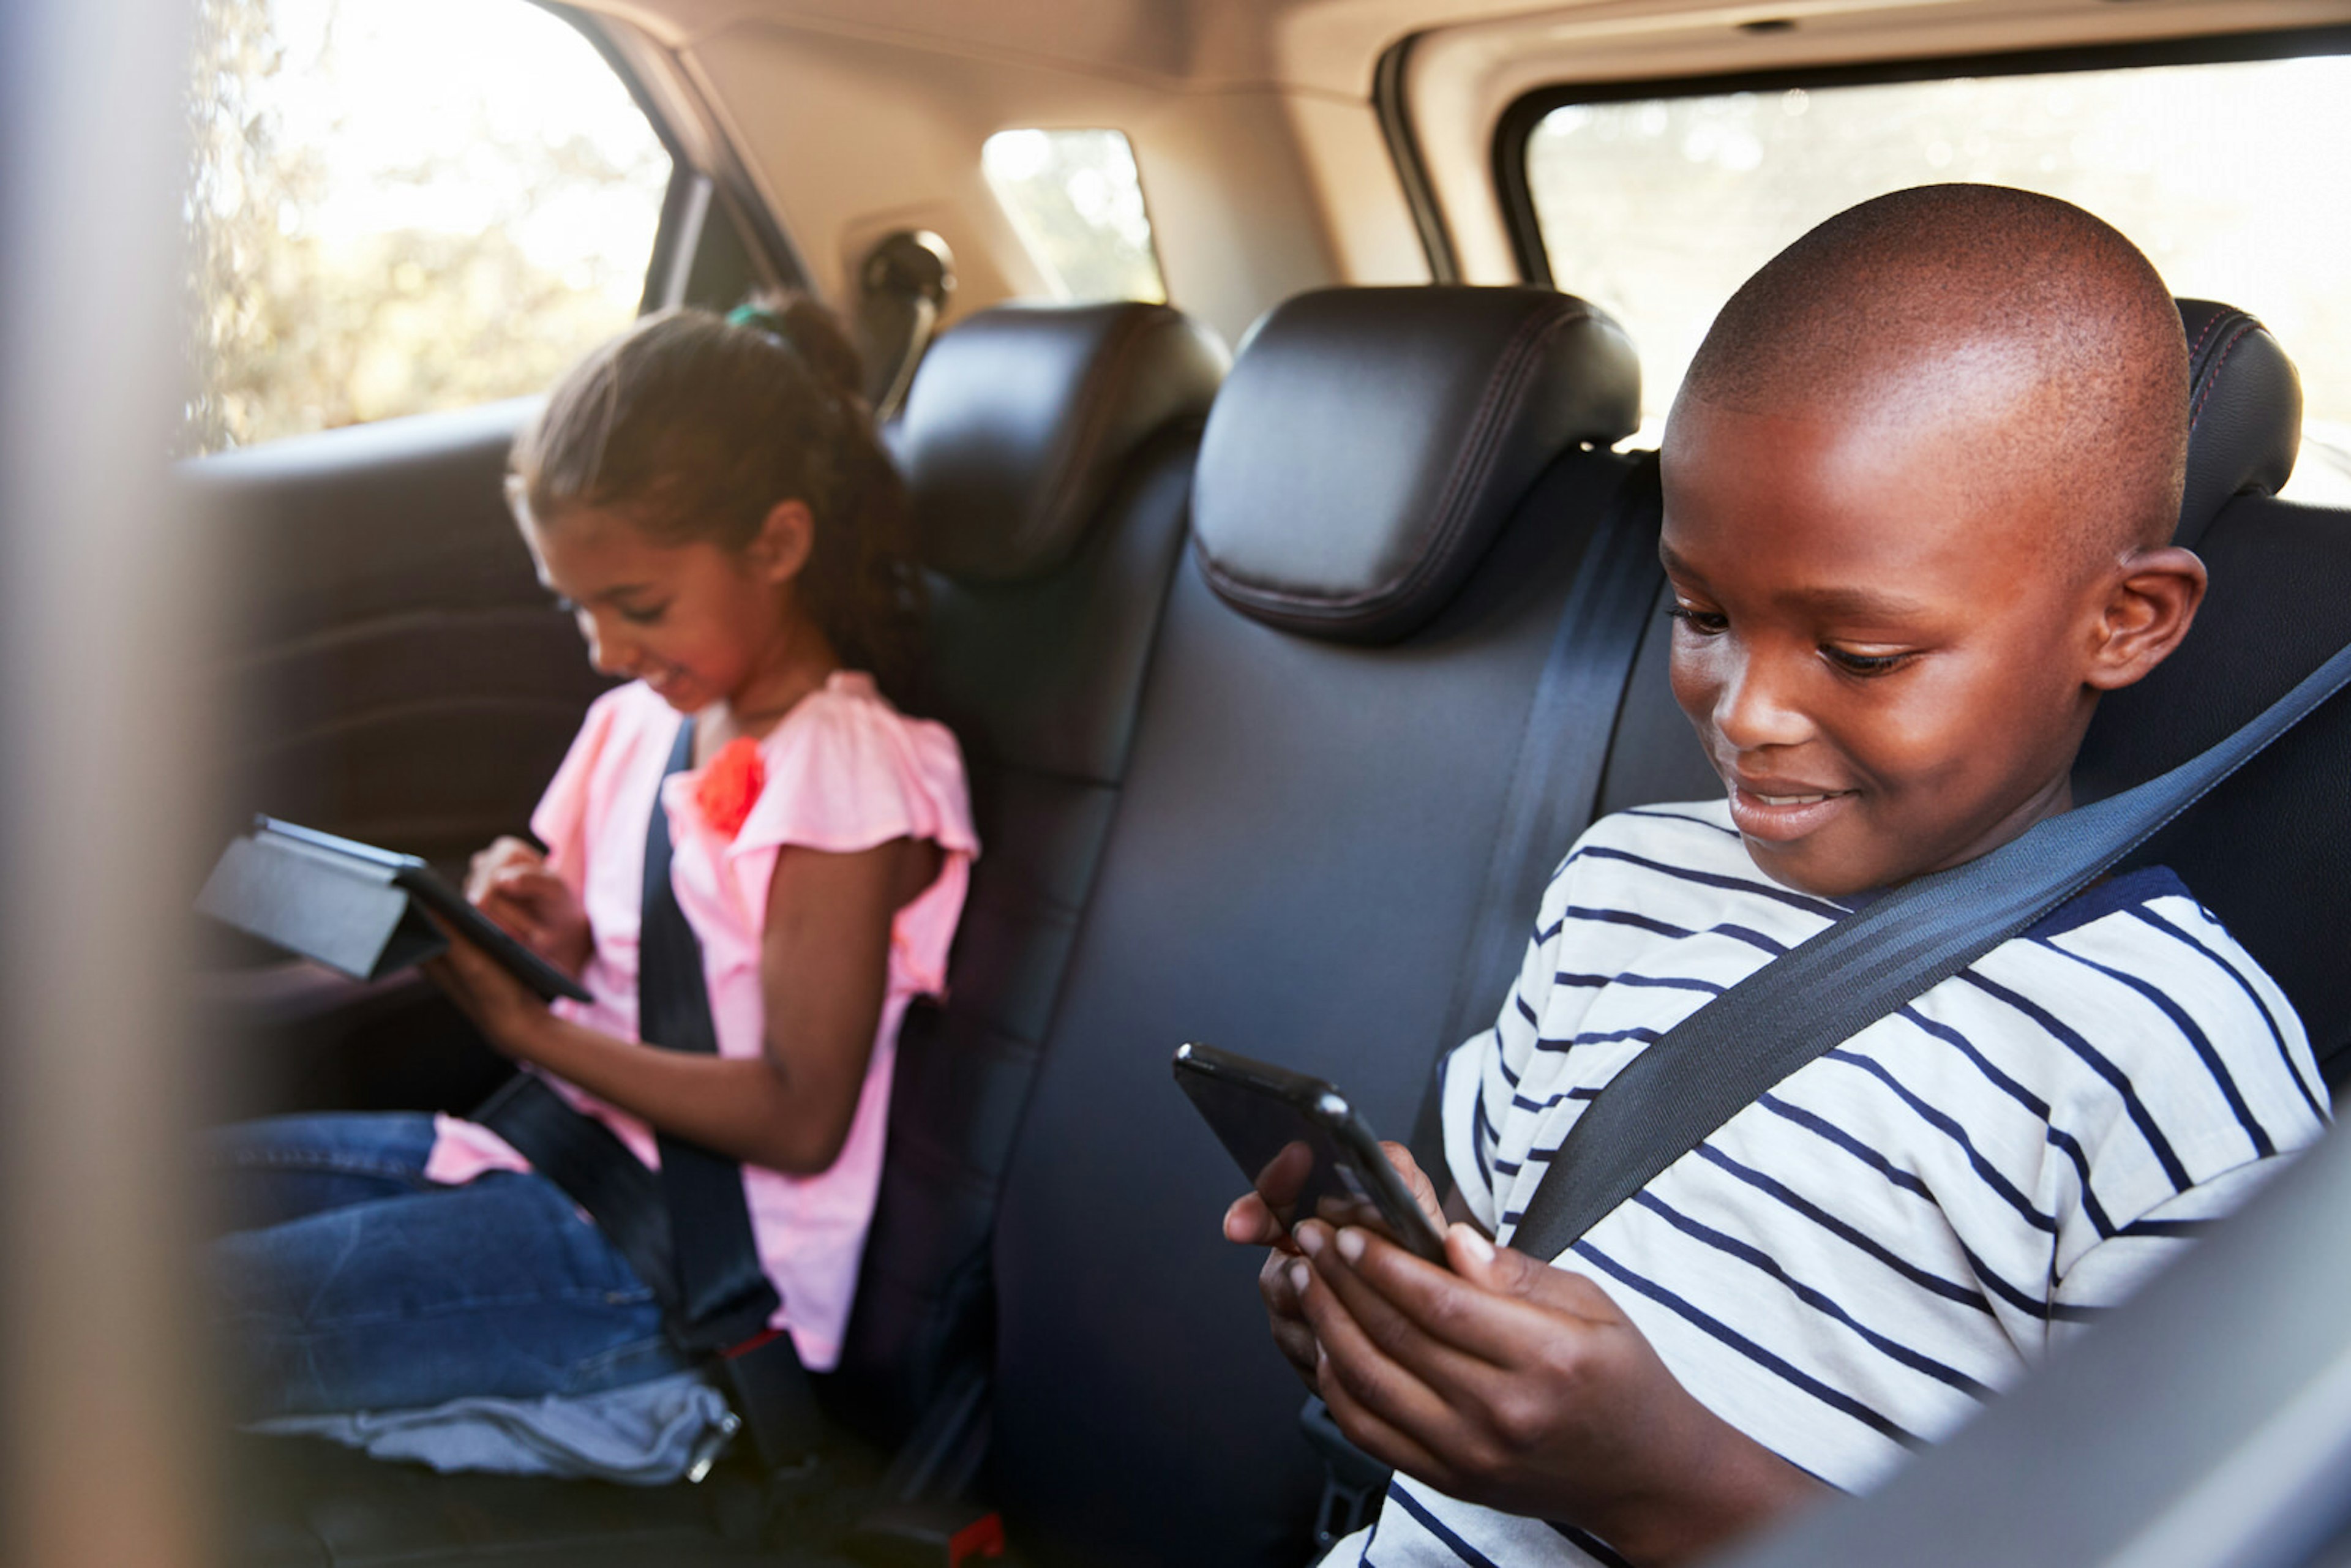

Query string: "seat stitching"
[1021, 306, 1166, 566]
[2188, 321, 2259, 432]
[2183, 307, 2230, 366]
[1201, 299, 1599, 622]
[1401, 304, 1583, 610]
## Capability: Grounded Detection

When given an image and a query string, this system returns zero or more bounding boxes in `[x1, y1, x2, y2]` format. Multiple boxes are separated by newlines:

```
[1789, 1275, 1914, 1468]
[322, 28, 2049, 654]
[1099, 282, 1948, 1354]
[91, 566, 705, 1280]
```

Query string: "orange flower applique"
[694, 736, 767, 840]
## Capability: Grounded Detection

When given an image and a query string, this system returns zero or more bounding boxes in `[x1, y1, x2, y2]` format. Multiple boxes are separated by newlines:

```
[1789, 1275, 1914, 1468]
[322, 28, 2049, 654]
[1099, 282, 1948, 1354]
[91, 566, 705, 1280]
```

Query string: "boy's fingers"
[1455, 1231, 1626, 1324]
[1304, 1228, 1515, 1398]
[1335, 1222, 1607, 1370]
[1257, 1251, 1310, 1317]
[1378, 1140, 1444, 1227]
[1274, 1256, 1309, 1310]
[1297, 1233, 1487, 1446]
[1259, 1256, 1319, 1380]
[1223, 1192, 1296, 1251]
[1315, 1350, 1461, 1494]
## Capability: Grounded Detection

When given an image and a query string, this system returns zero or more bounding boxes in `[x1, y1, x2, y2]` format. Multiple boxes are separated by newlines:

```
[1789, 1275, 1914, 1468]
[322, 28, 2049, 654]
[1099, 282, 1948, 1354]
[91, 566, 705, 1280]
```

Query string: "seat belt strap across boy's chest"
[1408, 455, 1665, 1174]
[1507, 632, 2351, 1266]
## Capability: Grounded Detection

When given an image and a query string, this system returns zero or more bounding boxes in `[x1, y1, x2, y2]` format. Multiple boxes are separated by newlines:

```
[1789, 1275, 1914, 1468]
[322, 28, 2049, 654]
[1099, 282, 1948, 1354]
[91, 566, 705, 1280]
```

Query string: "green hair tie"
[728, 302, 786, 334]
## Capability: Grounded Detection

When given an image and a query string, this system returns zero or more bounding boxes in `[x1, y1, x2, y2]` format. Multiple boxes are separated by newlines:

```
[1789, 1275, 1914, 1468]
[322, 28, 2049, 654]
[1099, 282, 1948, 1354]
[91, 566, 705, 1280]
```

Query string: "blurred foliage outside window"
[183, 0, 672, 454]
[983, 129, 1168, 304]
[1526, 56, 2351, 505]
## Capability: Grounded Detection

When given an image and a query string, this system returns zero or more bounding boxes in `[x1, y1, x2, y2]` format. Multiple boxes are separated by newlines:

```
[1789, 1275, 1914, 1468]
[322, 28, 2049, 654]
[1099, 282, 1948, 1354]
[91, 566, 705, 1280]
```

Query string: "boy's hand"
[465, 836, 591, 977]
[1295, 1220, 1822, 1567]
[1223, 1141, 1445, 1392]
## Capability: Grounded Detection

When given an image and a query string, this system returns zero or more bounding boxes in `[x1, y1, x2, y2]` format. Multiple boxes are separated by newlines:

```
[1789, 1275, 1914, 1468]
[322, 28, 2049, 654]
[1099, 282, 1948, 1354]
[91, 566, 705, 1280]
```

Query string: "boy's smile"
[1662, 392, 2150, 899]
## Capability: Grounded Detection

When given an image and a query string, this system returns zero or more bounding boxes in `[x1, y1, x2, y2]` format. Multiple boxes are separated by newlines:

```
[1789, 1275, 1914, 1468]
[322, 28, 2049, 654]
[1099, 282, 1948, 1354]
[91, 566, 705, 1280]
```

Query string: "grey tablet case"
[198, 816, 593, 1003]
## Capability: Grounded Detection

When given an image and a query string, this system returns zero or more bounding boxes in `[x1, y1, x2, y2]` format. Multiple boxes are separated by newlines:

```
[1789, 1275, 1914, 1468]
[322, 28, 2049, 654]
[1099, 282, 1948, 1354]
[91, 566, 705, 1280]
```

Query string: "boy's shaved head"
[1679, 183, 2188, 567]
[1661, 185, 2208, 896]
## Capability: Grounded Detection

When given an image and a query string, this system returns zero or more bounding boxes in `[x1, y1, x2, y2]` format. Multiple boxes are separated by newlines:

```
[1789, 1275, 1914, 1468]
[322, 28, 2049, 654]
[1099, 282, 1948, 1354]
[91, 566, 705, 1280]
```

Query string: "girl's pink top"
[423, 672, 977, 1371]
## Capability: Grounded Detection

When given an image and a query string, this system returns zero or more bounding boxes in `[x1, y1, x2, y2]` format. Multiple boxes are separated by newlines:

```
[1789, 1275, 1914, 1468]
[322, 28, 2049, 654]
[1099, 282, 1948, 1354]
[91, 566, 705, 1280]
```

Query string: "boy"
[1226, 185, 2326, 1566]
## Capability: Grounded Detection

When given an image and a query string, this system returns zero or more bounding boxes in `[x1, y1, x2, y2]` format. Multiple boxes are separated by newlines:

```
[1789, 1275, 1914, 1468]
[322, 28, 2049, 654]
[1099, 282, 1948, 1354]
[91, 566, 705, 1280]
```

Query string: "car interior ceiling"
[169, 1, 2351, 1566]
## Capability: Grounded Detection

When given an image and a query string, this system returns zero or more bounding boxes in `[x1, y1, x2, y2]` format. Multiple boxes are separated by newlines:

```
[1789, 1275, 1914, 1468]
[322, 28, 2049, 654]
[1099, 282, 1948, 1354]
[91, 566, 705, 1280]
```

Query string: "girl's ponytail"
[513, 295, 928, 706]
[726, 294, 926, 702]
[727, 297, 862, 408]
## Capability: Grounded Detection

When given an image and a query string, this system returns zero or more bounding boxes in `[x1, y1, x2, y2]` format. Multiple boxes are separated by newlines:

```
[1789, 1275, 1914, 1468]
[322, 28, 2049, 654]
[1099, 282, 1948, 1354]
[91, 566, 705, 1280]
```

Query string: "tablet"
[198, 815, 593, 1003]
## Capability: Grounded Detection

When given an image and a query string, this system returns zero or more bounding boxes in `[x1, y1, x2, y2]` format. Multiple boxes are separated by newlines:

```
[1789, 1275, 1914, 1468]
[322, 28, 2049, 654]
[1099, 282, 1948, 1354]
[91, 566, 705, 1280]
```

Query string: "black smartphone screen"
[1174, 1042, 1449, 1267]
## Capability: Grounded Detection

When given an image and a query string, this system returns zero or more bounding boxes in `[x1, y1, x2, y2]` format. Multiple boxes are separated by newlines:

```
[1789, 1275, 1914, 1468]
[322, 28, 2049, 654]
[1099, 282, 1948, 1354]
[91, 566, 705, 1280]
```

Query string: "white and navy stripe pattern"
[1355, 800, 2324, 1568]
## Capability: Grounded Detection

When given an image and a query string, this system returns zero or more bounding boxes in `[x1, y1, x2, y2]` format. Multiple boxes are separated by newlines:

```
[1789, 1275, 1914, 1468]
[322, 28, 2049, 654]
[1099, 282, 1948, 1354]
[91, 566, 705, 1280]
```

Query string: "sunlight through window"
[184, 0, 672, 451]
[983, 128, 1166, 304]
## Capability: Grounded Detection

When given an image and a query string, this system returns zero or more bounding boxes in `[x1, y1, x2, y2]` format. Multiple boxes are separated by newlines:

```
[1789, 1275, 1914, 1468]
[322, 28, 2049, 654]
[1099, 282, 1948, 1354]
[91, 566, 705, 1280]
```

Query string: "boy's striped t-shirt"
[1349, 800, 2326, 1568]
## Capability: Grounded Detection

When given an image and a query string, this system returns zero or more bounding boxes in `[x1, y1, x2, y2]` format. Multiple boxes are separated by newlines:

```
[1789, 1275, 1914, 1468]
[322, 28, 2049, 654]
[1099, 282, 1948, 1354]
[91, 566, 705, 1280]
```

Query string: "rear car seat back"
[984, 287, 1643, 1567]
[2077, 304, 2351, 1075]
[980, 288, 2333, 1567]
[222, 301, 1228, 1568]
[824, 302, 1228, 1444]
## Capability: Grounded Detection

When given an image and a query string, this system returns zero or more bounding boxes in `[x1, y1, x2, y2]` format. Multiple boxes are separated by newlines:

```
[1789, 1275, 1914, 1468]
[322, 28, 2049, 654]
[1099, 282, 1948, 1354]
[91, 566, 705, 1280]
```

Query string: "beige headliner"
[582, 0, 2351, 345]
[591, 0, 2351, 98]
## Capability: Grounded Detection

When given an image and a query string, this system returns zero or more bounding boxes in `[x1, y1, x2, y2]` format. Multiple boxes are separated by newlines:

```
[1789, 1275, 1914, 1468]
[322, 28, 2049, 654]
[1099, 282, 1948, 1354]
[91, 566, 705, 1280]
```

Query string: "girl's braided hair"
[508, 295, 925, 700]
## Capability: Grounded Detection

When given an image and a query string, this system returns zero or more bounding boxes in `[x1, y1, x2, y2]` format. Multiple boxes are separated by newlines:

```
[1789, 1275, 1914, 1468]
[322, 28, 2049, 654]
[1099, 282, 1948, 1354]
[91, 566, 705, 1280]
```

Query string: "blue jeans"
[208, 1112, 690, 1420]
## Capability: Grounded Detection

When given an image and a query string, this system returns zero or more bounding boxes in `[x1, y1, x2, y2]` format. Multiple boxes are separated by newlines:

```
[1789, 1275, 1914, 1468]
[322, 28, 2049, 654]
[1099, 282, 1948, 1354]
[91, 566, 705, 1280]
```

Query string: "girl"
[210, 299, 975, 1464]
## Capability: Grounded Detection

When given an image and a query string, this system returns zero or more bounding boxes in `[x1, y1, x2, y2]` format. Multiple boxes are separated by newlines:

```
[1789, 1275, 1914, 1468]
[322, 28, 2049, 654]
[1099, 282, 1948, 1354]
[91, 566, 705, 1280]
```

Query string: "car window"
[1520, 53, 2351, 505]
[982, 127, 1168, 304]
[183, 0, 673, 452]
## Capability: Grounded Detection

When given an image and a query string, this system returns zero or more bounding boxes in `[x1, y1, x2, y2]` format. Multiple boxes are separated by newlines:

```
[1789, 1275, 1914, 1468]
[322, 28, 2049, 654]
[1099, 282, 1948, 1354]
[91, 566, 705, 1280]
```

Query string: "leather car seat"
[978, 288, 2327, 1568]
[2076, 302, 2351, 1077]
[225, 300, 1228, 1568]
[984, 286, 1644, 1567]
[825, 301, 1229, 1448]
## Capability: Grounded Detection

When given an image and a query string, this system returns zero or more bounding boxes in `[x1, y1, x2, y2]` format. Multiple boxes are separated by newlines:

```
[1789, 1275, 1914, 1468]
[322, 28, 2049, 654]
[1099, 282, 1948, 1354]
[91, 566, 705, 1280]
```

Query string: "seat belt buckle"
[844, 1499, 1007, 1567]
[1300, 1395, 1389, 1548]
[718, 1327, 827, 1472]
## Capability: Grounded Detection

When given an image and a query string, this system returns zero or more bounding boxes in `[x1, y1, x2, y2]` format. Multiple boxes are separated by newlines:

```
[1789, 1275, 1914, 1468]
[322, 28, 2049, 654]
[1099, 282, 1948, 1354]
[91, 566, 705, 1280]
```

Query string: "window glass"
[982, 129, 1168, 304]
[184, 0, 672, 452]
[1523, 56, 2351, 504]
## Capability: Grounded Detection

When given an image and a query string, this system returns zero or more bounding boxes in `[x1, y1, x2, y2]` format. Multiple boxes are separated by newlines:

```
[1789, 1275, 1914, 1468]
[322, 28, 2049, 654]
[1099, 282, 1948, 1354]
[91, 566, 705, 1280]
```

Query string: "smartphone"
[1172, 1041, 1450, 1268]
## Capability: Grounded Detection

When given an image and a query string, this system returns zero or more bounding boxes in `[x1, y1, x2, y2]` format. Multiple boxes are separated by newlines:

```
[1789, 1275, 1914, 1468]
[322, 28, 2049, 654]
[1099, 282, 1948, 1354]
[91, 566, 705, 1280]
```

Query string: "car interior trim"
[1373, 32, 1463, 287]
[569, 5, 814, 300]
[1489, 22, 2351, 287]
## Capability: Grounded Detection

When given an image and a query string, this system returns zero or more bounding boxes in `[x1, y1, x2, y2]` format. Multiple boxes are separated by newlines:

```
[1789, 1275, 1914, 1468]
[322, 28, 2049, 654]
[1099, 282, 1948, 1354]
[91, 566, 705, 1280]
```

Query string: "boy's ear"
[2084, 545, 2208, 692]
[746, 499, 816, 585]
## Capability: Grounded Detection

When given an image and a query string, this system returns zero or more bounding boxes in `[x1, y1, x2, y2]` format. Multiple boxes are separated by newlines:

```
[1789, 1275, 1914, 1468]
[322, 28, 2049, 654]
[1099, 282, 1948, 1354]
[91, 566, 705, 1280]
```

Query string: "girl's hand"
[465, 836, 591, 978]
[1295, 1220, 1823, 1567]
[1224, 1140, 1445, 1392]
[420, 918, 551, 1058]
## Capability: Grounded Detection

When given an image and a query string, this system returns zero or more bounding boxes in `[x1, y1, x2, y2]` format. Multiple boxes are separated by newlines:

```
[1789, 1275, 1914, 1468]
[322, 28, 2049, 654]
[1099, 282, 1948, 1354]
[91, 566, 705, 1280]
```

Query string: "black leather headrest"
[2178, 298, 2301, 549]
[1192, 287, 1640, 643]
[898, 301, 1228, 583]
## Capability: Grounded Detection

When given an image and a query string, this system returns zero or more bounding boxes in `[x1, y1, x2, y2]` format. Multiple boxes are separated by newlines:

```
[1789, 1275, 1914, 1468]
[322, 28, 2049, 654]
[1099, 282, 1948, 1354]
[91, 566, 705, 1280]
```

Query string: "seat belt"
[639, 718, 827, 1469]
[1509, 632, 2351, 1264]
[471, 1071, 675, 1304]
[1312, 456, 1663, 1550]
[1408, 457, 1663, 1190]
[478, 717, 823, 1472]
